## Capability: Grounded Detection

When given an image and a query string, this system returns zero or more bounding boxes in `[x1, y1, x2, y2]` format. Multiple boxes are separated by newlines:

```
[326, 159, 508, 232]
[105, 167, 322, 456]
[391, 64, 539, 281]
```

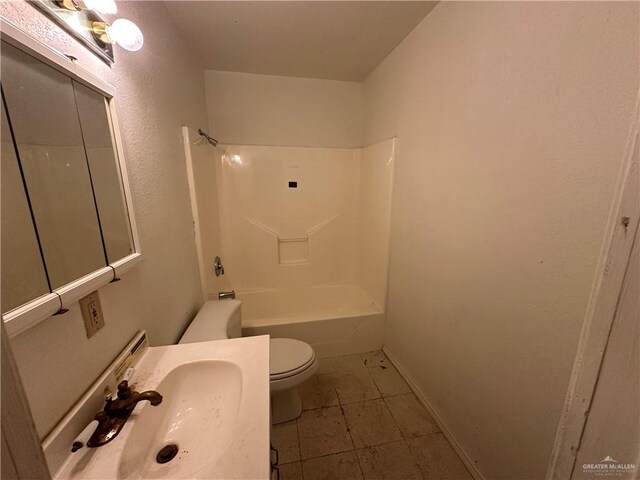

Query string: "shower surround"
[205, 139, 395, 356]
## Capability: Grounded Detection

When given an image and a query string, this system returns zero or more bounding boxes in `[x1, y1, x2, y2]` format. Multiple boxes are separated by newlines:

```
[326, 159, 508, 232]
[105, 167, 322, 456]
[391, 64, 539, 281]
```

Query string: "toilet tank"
[178, 300, 242, 344]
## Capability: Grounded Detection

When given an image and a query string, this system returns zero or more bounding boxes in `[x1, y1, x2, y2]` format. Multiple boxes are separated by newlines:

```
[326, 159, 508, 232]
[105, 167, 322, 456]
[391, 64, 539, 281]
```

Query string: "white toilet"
[179, 299, 318, 424]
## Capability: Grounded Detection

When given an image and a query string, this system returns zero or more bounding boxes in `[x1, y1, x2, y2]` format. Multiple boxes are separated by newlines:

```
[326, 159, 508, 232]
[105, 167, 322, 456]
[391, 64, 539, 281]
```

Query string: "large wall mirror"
[0, 24, 140, 336]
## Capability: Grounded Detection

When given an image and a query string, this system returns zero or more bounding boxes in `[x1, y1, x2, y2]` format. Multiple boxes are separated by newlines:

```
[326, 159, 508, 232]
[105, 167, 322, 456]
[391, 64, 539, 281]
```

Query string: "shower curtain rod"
[198, 128, 218, 147]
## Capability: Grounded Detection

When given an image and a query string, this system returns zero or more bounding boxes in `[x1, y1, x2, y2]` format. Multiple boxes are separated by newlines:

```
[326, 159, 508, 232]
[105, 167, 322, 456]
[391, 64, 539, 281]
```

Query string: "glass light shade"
[106, 19, 144, 52]
[83, 0, 117, 15]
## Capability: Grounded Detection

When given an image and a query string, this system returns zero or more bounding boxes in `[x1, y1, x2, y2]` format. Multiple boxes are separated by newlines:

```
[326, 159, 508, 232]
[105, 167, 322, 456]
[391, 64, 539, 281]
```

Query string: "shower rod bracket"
[198, 129, 218, 147]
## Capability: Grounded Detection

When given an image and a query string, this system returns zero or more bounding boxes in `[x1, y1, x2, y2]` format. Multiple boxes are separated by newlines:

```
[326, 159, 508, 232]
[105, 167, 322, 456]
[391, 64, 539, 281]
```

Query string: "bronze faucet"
[85, 380, 163, 448]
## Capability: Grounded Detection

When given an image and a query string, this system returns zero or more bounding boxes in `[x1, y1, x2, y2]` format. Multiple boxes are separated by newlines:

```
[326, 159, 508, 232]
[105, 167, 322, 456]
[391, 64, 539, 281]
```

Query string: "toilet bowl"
[179, 300, 318, 424]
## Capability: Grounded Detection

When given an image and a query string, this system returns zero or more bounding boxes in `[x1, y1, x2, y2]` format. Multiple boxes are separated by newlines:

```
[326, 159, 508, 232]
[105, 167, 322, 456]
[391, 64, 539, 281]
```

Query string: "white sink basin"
[119, 360, 243, 479]
[48, 335, 270, 480]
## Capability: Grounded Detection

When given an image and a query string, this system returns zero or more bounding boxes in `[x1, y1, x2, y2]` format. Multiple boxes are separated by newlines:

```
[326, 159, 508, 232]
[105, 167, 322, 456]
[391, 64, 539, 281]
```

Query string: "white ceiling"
[164, 1, 437, 82]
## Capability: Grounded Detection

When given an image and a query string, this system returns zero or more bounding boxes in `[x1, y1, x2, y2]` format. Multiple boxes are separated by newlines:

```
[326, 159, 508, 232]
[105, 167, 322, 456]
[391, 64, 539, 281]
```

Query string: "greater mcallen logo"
[583, 456, 637, 476]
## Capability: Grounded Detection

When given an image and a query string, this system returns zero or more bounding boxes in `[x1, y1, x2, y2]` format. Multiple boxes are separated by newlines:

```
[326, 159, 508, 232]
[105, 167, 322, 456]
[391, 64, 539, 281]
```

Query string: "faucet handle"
[94, 411, 109, 422]
[214, 256, 225, 277]
[117, 380, 133, 400]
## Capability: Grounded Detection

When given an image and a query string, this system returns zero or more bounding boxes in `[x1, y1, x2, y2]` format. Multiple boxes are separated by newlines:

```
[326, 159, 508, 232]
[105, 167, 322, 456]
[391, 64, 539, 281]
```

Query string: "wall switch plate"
[79, 291, 105, 338]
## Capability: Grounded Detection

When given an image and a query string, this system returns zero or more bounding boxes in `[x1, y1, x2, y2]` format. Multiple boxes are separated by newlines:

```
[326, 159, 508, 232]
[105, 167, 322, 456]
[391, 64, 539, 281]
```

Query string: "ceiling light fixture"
[92, 18, 144, 52]
[55, 0, 116, 14]
[83, 0, 117, 15]
[55, 0, 82, 11]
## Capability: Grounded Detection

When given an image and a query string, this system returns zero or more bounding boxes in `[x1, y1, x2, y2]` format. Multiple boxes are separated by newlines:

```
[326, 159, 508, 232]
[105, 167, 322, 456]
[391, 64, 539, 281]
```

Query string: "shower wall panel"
[213, 141, 395, 306]
[216, 145, 359, 292]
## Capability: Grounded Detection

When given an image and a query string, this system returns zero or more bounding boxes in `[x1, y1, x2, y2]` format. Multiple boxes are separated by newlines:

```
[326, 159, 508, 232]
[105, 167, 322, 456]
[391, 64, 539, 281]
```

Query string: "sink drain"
[156, 444, 179, 464]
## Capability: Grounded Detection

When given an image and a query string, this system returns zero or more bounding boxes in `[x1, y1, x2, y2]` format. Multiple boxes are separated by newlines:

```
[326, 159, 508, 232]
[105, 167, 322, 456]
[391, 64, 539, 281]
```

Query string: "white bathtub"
[239, 285, 385, 358]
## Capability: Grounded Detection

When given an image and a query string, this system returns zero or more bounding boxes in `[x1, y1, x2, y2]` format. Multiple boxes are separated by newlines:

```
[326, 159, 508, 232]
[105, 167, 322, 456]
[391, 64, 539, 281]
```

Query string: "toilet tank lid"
[179, 300, 241, 344]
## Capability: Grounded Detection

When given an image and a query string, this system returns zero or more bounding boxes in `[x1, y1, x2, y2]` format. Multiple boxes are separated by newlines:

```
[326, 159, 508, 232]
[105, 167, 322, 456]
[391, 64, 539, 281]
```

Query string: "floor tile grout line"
[338, 400, 365, 478]
[337, 394, 382, 407]
[370, 376, 385, 398]
[342, 400, 404, 450]
[339, 381, 372, 474]
[346, 362, 369, 480]
[298, 397, 356, 466]
[299, 433, 437, 462]
[294, 417, 304, 479]
[309, 366, 383, 408]
[361, 356, 384, 397]
[340, 355, 383, 406]
[339, 402, 357, 451]
[301, 389, 417, 413]
[378, 355, 426, 443]
[300, 444, 355, 462]
[299, 447, 365, 478]
[377, 351, 433, 479]
[301, 433, 425, 462]
[381, 394, 405, 437]
[352, 444, 367, 479]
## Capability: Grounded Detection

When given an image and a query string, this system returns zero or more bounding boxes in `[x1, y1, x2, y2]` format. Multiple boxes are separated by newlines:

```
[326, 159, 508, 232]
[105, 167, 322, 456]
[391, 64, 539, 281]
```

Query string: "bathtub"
[239, 285, 386, 358]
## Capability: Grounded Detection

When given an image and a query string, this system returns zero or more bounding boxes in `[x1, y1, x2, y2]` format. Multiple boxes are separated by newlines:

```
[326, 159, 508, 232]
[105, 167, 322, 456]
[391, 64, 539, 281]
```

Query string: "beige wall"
[2, 1, 208, 438]
[363, 2, 639, 479]
[205, 70, 363, 148]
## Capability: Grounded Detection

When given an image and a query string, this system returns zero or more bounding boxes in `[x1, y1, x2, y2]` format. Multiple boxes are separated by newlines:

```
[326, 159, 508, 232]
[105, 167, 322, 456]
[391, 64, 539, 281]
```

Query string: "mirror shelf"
[1, 20, 142, 337]
[3, 253, 141, 338]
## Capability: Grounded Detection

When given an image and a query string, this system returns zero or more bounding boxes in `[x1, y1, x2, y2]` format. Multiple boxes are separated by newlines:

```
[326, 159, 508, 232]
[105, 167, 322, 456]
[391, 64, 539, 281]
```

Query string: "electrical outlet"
[79, 291, 105, 338]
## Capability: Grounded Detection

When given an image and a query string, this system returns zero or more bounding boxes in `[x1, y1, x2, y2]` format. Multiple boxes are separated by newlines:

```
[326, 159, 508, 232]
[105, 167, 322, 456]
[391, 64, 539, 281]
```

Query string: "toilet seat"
[270, 338, 316, 380]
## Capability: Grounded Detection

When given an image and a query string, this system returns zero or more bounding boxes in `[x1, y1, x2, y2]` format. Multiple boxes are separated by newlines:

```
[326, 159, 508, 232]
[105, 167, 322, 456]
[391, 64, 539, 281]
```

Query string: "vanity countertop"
[47, 334, 271, 480]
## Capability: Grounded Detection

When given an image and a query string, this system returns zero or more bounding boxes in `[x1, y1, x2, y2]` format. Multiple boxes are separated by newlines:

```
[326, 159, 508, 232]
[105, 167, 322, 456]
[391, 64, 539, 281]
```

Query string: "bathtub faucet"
[218, 290, 236, 300]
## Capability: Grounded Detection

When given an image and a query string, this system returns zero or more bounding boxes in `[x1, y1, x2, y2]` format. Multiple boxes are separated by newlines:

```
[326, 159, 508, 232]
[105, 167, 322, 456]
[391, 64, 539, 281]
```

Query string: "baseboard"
[382, 345, 485, 480]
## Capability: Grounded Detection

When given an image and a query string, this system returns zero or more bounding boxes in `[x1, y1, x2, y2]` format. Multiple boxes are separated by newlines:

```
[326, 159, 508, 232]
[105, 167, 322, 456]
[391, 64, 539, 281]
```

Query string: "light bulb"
[83, 0, 117, 15]
[106, 19, 144, 52]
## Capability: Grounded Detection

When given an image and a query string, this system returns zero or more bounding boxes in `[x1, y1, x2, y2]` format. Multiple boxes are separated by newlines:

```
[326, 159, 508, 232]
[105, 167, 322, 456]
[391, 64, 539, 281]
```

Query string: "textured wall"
[363, 2, 639, 478]
[205, 70, 363, 148]
[2, 1, 207, 438]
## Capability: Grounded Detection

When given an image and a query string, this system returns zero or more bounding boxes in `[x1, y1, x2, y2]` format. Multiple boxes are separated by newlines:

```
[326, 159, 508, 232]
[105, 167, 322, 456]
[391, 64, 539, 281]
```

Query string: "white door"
[572, 228, 639, 480]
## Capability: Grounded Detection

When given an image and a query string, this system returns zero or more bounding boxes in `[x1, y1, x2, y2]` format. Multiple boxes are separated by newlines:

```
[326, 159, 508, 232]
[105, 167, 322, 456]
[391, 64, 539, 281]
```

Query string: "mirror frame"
[1, 18, 142, 337]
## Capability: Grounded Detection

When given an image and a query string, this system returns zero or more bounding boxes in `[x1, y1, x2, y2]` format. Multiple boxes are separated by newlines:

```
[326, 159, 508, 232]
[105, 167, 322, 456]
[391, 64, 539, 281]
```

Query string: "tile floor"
[272, 351, 473, 480]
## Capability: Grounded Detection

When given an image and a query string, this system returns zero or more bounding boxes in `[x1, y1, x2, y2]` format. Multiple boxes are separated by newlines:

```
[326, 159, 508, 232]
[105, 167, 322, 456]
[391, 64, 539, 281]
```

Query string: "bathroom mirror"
[72, 82, 134, 263]
[1, 96, 51, 313]
[0, 26, 140, 335]
[2, 42, 110, 289]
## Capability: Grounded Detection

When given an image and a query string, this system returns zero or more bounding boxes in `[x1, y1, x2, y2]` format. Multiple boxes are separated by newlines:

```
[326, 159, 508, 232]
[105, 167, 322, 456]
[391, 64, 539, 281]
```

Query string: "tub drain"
[156, 444, 179, 464]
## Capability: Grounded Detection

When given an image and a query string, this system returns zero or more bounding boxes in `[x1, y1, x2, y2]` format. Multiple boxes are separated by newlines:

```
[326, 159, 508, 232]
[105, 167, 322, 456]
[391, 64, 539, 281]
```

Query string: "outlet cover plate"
[79, 291, 105, 338]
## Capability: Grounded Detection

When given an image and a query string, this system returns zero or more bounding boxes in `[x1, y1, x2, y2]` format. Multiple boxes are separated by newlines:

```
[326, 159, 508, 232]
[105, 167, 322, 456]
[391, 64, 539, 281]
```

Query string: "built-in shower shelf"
[278, 237, 309, 265]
